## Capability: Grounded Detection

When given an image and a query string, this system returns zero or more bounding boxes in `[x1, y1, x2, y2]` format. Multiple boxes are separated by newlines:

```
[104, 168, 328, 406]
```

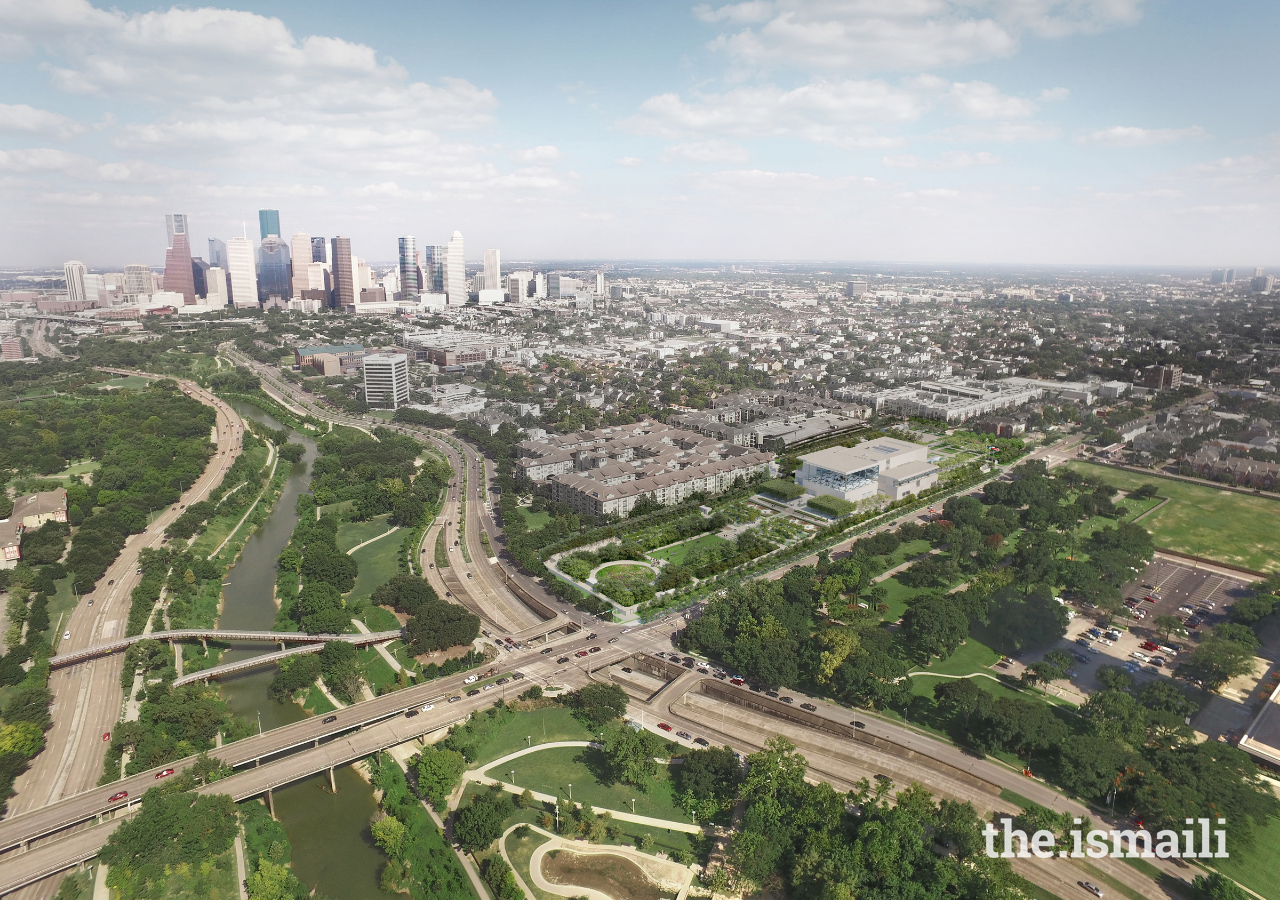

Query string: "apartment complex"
[516, 421, 772, 517]
[849, 377, 1044, 424]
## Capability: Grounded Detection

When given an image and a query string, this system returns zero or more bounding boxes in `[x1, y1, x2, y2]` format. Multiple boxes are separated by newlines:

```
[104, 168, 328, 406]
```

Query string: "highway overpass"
[49, 629, 401, 670]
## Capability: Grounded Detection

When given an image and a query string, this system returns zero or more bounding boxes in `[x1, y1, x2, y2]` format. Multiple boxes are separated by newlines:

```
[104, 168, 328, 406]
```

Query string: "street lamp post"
[631, 798, 636, 814]
[568, 783, 572, 802]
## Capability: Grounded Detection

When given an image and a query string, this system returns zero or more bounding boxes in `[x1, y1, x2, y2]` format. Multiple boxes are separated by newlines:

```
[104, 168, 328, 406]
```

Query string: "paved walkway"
[211, 440, 277, 558]
[514, 822, 695, 900]
[461, 742, 702, 834]
[351, 618, 411, 676]
[345, 526, 399, 556]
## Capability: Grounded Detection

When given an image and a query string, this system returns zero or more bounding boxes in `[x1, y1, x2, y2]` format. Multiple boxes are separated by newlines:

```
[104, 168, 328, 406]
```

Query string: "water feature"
[217, 400, 387, 900]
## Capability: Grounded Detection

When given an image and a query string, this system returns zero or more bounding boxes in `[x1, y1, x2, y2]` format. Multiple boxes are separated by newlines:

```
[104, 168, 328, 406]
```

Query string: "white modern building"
[363, 353, 410, 409]
[445, 231, 466, 305]
[63, 261, 88, 305]
[507, 270, 532, 303]
[289, 233, 312, 298]
[795, 437, 938, 503]
[206, 267, 227, 305]
[484, 248, 500, 290]
[225, 237, 259, 309]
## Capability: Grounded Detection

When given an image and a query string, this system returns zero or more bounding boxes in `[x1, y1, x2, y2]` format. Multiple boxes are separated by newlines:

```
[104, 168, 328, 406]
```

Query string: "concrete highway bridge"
[48, 629, 402, 670]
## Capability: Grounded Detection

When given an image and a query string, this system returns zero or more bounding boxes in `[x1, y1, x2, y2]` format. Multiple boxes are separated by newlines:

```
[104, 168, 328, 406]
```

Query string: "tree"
[411, 746, 466, 808]
[604, 725, 659, 790]
[677, 745, 740, 811]
[318, 641, 365, 703]
[1230, 594, 1278, 624]
[1190, 873, 1249, 900]
[899, 593, 969, 661]
[934, 679, 991, 730]
[1176, 632, 1258, 692]
[246, 860, 301, 900]
[571, 683, 629, 728]
[1153, 614, 1183, 641]
[371, 813, 408, 858]
[453, 787, 514, 851]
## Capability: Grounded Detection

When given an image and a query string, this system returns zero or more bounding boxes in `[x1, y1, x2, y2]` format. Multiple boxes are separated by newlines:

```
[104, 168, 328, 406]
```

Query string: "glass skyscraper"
[398, 236, 419, 298]
[208, 238, 227, 268]
[311, 236, 327, 263]
[257, 236, 291, 303]
[258, 209, 281, 239]
[422, 245, 445, 293]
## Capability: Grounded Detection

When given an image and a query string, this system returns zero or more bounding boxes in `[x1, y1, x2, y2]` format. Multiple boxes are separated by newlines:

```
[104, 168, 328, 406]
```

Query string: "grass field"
[911, 638, 1000, 677]
[317, 499, 355, 518]
[47, 577, 82, 649]
[516, 507, 551, 531]
[48, 459, 99, 483]
[358, 605, 402, 632]
[1212, 815, 1280, 900]
[302, 683, 336, 715]
[1064, 462, 1280, 572]
[467, 708, 597, 767]
[101, 374, 152, 390]
[485, 746, 688, 823]
[908, 672, 1028, 702]
[595, 563, 654, 580]
[336, 514, 394, 553]
[648, 532, 728, 565]
[359, 647, 399, 692]
[505, 830, 556, 900]
[347, 529, 402, 603]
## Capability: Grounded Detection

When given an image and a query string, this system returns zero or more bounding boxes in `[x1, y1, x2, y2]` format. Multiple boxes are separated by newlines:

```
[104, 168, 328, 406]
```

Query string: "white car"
[63, 630, 71, 640]
[463, 674, 478, 684]
[1132, 651, 1150, 662]
[1098, 638, 1114, 646]
[420, 703, 435, 712]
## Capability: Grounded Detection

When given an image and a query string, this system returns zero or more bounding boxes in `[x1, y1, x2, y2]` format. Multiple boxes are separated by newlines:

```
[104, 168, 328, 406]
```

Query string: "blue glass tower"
[258, 209, 281, 239]
[257, 236, 291, 302]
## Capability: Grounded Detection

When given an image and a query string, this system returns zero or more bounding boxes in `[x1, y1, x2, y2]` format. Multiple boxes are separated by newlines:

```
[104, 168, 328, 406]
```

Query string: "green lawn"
[347, 529, 403, 602]
[595, 563, 654, 580]
[336, 514, 394, 553]
[505, 830, 556, 900]
[884, 539, 933, 568]
[101, 375, 152, 390]
[911, 639, 999, 677]
[47, 577, 82, 650]
[1213, 815, 1280, 900]
[1064, 462, 1280, 572]
[302, 683, 337, 715]
[908, 673, 1028, 703]
[876, 577, 917, 622]
[467, 708, 597, 768]
[359, 647, 400, 692]
[358, 605, 402, 632]
[48, 459, 99, 483]
[317, 499, 356, 518]
[484, 746, 689, 824]
[648, 533, 728, 565]
[516, 507, 551, 531]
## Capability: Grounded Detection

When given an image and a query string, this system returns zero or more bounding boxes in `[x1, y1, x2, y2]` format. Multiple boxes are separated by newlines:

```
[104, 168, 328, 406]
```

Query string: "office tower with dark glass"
[421, 245, 445, 293]
[398, 236, 419, 298]
[331, 237, 355, 308]
[257, 236, 291, 303]
[311, 236, 327, 263]
[208, 238, 227, 269]
[163, 213, 197, 304]
[258, 209, 281, 239]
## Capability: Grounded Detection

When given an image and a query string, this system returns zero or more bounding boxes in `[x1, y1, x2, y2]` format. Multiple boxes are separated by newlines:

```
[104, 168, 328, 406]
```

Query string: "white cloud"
[931, 122, 1061, 142]
[660, 140, 750, 163]
[694, 0, 1144, 71]
[510, 145, 562, 162]
[897, 187, 962, 199]
[1077, 125, 1207, 147]
[0, 102, 84, 138]
[945, 81, 1038, 119]
[883, 151, 1003, 169]
[614, 157, 644, 167]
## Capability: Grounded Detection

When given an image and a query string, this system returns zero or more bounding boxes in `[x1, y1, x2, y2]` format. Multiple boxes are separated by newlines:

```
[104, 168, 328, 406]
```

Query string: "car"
[1081, 880, 1104, 897]
[621, 666, 633, 674]
[852, 721, 866, 729]
[1132, 608, 1147, 619]
[429, 563, 434, 569]
[108, 791, 129, 803]
[588, 634, 599, 640]
[730, 678, 745, 686]
[108, 579, 114, 586]
[1087, 628, 1102, 637]
[557, 656, 570, 663]
[608, 637, 619, 644]
[136, 568, 143, 574]
[654, 651, 666, 658]
[1150, 657, 1165, 667]
[996, 661, 1010, 669]
[493, 640, 504, 648]
[765, 690, 779, 698]
[589, 646, 601, 654]
[155, 768, 174, 779]
[621, 628, 632, 634]
[87, 599, 93, 606]
[800, 702, 817, 711]
[323, 715, 338, 724]
[1075, 638, 1091, 647]
[405, 709, 419, 718]
[1141, 641, 1158, 651]
[467, 689, 480, 696]
[697, 667, 710, 674]
[466, 572, 472, 578]
[63, 630, 71, 640]
[1143, 596, 1157, 603]
[540, 647, 554, 655]
[1178, 605, 1195, 614]
[448, 696, 462, 703]
[873, 774, 891, 782]
[496, 678, 509, 685]
[464, 674, 478, 684]
[682, 656, 694, 664]
[482, 683, 495, 691]
[512, 672, 525, 680]
[1074, 653, 1090, 664]
[781, 696, 794, 704]
[1098, 638, 1114, 646]
[102, 732, 111, 742]
[1159, 644, 1179, 655]
[1131, 651, 1150, 662]
[693, 737, 710, 746]
[1202, 601, 1217, 609]
[677, 731, 692, 740]
[576, 650, 589, 658]
[658, 723, 673, 732]
[682, 660, 695, 668]
[421, 703, 436, 711]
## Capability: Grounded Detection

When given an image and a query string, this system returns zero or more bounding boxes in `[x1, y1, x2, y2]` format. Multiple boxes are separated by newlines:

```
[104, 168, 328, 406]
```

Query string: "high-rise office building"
[445, 231, 466, 304]
[165, 214, 188, 250]
[547, 274, 580, 299]
[123, 264, 152, 301]
[421, 245, 445, 293]
[399, 236, 419, 297]
[163, 213, 197, 304]
[290, 233, 312, 298]
[594, 271, 605, 295]
[331, 237, 355, 308]
[363, 353, 410, 409]
[484, 248, 500, 290]
[258, 236, 291, 303]
[306, 262, 329, 292]
[226, 237, 259, 308]
[259, 209, 281, 239]
[507, 271, 532, 303]
[535, 272, 547, 299]
[311, 236, 327, 263]
[191, 258, 211, 299]
[208, 238, 227, 268]
[63, 261, 87, 305]
[83, 274, 105, 306]
[206, 266, 228, 305]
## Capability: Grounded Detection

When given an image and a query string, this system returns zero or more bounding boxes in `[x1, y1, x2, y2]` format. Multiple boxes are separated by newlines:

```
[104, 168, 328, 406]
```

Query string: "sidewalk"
[511, 822, 694, 900]
[351, 618, 411, 676]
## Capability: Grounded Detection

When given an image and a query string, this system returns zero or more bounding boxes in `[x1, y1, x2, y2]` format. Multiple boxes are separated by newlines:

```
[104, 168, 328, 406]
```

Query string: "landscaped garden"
[647, 532, 728, 565]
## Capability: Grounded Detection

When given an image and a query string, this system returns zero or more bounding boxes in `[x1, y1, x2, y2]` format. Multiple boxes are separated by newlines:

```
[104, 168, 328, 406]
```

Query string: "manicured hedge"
[759, 478, 805, 500]
[807, 494, 857, 517]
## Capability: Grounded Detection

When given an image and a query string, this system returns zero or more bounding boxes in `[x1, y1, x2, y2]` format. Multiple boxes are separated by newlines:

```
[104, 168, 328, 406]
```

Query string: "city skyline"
[0, 1, 1277, 267]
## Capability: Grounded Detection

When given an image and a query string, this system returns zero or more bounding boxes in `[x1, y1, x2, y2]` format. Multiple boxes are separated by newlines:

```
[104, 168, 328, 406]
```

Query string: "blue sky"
[0, 0, 1276, 267]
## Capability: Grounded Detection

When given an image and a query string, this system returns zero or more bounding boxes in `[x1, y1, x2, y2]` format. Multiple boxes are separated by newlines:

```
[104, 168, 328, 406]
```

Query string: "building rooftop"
[798, 445, 881, 475]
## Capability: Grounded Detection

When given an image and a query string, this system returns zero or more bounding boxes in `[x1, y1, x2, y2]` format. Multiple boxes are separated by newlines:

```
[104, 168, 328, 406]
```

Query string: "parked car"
[658, 723, 673, 732]
[730, 678, 745, 686]
[467, 689, 480, 697]
[1131, 651, 1150, 662]
[1141, 641, 1158, 651]
[589, 646, 601, 653]
[448, 696, 462, 703]
[693, 737, 710, 747]
[780, 696, 794, 704]
[677, 731, 692, 740]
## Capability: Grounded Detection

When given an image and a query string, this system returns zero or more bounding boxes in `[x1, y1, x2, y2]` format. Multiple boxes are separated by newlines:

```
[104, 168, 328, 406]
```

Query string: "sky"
[0, 0, 1277, 268]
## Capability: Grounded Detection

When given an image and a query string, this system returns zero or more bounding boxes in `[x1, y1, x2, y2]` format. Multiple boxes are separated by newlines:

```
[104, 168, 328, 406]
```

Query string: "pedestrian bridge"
[49, 629, 403, 669]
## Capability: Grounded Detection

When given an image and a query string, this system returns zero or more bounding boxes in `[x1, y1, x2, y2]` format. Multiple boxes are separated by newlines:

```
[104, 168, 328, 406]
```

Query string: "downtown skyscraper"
[258, 209, 281, 240]
[398, 236, 419, 298]
[331, 236, 355, 308]
[445, 231, 466, 305]
[162, 213, 197, 304]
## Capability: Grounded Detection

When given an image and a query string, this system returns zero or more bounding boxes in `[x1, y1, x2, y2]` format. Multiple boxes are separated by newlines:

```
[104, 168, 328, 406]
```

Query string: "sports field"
[1064, 462, 1280, 573]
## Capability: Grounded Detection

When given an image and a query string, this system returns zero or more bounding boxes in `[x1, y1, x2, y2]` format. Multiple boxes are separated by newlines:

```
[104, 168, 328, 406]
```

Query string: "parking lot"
[1036, 558, 1254, 696]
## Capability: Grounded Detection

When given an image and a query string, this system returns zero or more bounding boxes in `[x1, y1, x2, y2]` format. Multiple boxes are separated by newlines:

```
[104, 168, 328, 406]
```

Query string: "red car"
[575, 650, 589, 658]
[657, 723, 673, 732]
[108, 791, 128, 803]
[1141, 641, 1158, 651]
[155, 769, 174, 779]
[1143, 596, 1157, 603]
[589, 646, 601, 654]
[730, 678, 745, 686]
[102, 732, 111, 742]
